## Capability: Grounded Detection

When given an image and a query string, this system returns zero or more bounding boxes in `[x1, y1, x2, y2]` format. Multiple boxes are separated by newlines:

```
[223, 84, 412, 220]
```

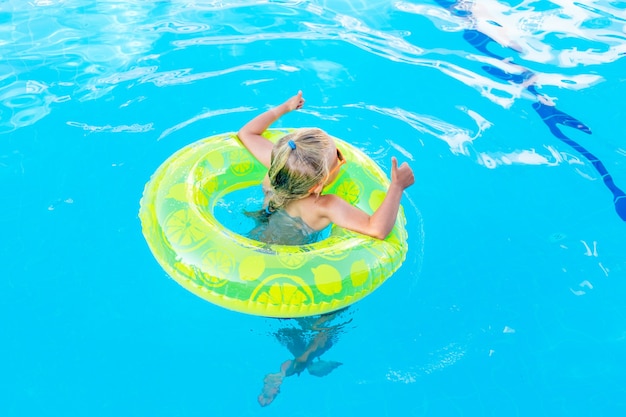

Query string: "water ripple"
[66, 121, 153, 133]
[345, 102, 490, 156]
[141, 61, 300, 88]
[0, 0, 624, 134]
[157, 106, 254, 141]
[343, 101, 595, 170]
[397, 0, 626, 67]
[0, 80, 55, 133]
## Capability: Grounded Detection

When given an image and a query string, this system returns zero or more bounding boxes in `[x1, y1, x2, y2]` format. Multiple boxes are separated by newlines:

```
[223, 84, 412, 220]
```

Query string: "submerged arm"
[237, 91, 305, 168]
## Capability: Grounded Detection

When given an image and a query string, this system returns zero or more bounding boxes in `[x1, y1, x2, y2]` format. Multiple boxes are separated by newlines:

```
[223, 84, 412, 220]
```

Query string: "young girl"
[238, 91, 415, 245]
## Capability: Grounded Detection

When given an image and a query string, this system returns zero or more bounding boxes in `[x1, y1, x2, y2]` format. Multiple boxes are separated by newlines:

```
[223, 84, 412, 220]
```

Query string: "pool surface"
[2, 1, 625, 416]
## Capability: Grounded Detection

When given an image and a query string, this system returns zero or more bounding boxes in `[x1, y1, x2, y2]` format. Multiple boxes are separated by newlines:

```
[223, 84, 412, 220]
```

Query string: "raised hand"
[391, 156, 415, 190]
[283, 90, 305, 112]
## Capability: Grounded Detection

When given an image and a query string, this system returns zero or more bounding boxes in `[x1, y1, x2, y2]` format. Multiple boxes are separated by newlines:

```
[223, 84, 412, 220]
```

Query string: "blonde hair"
[266, 128, 333, 212]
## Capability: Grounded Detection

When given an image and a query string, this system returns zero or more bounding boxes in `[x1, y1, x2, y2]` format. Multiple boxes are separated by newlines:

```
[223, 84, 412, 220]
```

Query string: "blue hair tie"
[288, 140, 296, 150]
[265, 205, 272, 214]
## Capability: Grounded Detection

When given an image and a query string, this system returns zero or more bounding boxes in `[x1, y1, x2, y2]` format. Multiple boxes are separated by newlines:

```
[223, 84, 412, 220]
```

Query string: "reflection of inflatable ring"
[139, 128, 408, 318]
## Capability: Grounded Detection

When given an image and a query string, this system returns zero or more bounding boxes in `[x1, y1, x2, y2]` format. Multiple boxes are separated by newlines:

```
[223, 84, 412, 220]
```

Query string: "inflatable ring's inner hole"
[190, 138, 363, 245]
[211, 183, 265, 237]
[210, 182, 334, 244]
[200, 165, 345, 245]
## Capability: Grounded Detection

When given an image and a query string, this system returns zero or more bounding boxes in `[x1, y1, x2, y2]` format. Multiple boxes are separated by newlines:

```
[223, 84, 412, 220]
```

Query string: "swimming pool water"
[1, 1, 625, 416]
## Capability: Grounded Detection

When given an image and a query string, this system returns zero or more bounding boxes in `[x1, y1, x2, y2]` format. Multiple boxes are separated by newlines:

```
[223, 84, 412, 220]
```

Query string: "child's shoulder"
[288, 194, 340, 231]
[299, 193, 341, 211]
[308, 193, 352, 220]
[317, 193, 350, 208]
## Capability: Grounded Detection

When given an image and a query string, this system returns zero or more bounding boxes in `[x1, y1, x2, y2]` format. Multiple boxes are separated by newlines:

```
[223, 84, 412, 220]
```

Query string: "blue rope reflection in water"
[434, 0, 626, 221]
[531, 102, 626, 221]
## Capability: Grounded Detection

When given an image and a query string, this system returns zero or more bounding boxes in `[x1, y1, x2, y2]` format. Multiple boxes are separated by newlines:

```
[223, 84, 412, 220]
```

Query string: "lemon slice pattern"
[335, 178, 362, 205]
[199, 249, 235, 287]
[162, 208, 208, 251]
[250, 274, 314, 307]
[139, 129, 410, 318]
[276, 246, 308, 269]
[229, 148, 255, 176]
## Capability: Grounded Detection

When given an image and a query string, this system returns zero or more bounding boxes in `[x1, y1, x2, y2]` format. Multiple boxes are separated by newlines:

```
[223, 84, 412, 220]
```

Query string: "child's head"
[266, 128, 340, 211]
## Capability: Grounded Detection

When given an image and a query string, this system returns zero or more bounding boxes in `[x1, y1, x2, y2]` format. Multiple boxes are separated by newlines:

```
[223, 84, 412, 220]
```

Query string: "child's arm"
[237, 91, 305, 168]
[321, 157, 415, 240]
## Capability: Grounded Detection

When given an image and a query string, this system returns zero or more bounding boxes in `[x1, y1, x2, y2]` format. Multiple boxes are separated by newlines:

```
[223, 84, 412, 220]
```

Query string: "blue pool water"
[2, 1, 625, 416]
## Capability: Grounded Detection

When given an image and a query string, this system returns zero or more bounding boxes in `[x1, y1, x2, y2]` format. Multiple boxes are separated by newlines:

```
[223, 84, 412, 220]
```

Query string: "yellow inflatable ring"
[139, 128, 408, 317]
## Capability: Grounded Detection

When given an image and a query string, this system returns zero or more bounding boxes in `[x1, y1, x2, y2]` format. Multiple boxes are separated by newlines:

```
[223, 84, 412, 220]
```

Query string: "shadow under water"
[258, 308, 353, 407]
